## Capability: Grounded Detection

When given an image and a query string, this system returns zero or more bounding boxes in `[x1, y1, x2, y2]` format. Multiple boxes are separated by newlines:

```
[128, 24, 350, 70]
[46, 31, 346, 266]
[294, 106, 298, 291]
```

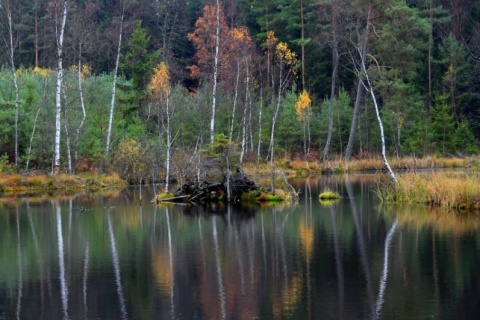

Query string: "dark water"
[1, 175, 480, 319]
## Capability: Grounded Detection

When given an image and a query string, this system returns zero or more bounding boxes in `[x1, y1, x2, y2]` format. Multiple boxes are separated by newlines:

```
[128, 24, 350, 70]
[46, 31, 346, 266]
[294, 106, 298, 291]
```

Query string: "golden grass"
[0, 172, 126, 196]
[243, 156, 472, 178]
[378, 171, 480, 209]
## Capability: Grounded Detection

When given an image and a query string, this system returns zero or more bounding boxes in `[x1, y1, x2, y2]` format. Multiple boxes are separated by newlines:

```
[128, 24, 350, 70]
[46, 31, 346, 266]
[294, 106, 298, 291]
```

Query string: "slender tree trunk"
[25, 105, 42, 172]
[229, 60, 240, 141]
[323, 1, 339, 161]
[35, 1, 39, 68]
[359, 57, 397, 183]
[63, 94, 72, 173]
[53, 0, 68, 175]
[268, 92, 282, 163]
[300, 0, 306, 90]
[240, 61, 250, 163]
[75, 55, 87, 168]
[5, 0, 20, 171]
[257, 86, 263, 164]
[164, 97, 172, 193]
[106, 7, 124, 155]
[345, 0, 373, 162]
[427, 1, 434, 113]
[210, 0, 220, 143]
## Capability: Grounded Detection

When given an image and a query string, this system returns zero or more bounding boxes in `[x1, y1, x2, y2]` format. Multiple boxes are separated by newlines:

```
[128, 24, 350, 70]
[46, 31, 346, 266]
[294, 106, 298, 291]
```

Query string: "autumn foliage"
[187, 4, 254, 91]
[148, 62, 171, 99]
[187, 5, 229, 79]
[295, 90, 312, 121]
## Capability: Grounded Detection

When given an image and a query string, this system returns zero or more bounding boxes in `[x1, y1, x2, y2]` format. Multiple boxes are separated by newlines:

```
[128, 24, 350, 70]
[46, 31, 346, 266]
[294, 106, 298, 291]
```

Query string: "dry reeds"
[378, 171, 480, 209]
[0, 172, 126, 195]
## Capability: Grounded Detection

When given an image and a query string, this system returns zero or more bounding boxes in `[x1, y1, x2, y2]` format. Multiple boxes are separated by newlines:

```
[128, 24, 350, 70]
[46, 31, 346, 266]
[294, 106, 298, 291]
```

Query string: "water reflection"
[107, 209, 127, 320]
[0, 176, 479, 319]
[55, 201, 68, 319]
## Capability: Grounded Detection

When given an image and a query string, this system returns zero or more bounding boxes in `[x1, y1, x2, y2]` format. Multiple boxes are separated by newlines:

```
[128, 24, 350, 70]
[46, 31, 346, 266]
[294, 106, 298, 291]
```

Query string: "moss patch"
[319, 190, 340, 200]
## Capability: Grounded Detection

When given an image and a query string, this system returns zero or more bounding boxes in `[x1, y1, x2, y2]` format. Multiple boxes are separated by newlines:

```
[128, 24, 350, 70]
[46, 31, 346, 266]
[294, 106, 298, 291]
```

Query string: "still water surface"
[1, 175, 480, 319]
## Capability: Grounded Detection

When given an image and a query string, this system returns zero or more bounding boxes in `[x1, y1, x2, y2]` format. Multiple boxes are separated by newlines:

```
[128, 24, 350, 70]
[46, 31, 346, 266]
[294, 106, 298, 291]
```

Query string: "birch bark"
[53, 0, 68, 175]
[105, 5, 125, 155]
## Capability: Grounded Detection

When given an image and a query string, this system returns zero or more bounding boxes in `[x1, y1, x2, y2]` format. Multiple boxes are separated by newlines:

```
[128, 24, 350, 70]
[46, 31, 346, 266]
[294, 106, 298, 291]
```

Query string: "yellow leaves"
[266, 30, 278, 48]
[148, 62, 171, 98]
[231, 27, 246, 41]
[295, 90, 311, 121]
[33, 66, 53, 77]
[82, 64, 91, 77]
[275, 42, 297, 66]
[68, 64, 91, 78]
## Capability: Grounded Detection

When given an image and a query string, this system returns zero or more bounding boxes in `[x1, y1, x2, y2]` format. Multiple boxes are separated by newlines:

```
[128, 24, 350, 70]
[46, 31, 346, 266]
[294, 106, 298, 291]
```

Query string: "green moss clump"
[319, 190, 340, 200]
[156, 192, 175, 202]
[256, 192, 287, 202]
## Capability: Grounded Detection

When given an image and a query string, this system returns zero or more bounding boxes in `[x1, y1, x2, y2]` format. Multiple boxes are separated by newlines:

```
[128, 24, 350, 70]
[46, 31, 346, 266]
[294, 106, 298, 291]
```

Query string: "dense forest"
[0, 0, 479, 182]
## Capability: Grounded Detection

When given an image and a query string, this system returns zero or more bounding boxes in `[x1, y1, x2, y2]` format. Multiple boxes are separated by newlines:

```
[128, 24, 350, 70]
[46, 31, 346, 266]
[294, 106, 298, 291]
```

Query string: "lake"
[1, 174, 480, 319]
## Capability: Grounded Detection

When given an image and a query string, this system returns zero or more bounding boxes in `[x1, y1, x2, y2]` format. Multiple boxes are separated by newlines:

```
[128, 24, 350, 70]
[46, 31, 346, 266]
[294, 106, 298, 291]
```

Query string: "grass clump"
[319, 190, 340, 200]
[377, 171, 480, 210]
[155, 192, 175, 203]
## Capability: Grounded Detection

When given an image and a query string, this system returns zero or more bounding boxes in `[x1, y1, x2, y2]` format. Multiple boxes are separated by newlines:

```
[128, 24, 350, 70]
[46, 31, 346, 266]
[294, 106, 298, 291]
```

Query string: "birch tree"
[187, 3, 228, 143]
[358, 53, 397, 183]
[105, 2, 125, 155]
[266, 34, 297, 163]
[210, 0, 220, 143]
[52, 0, 68, 175]
[1, 0, 20, 171]
[148, 62, 175, 192]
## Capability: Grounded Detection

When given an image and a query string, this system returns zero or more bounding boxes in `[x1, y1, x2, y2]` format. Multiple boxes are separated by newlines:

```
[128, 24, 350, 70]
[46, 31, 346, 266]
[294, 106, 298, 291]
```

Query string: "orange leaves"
[148, 62, 171, 100]
[295, 90, 311, 121]
[187, 4, 229, 75]
[187, 5, 254, 86]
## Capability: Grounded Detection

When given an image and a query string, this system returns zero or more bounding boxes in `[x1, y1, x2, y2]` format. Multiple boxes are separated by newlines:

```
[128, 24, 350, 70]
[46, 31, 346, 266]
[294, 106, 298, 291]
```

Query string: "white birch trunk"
[229, 60, 240, 141]
[257, 86, 263, 163]
[360, 58, 397, 183]
[267, 94, 281, 164]
[25, 105, 42, 172]
[267, 65, 288, 163]
[210, 0, 220, 143]
[105, 8, 124, 155]
[164, 97, 171, 193]
[5, 1, 20, 171]
[53, 0, 68, 175]
[240, 61, 250, 163]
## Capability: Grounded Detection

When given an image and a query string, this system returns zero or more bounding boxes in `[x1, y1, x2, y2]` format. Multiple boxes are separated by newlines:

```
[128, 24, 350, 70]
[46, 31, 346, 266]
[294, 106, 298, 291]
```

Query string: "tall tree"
[267, 35, 297, 163]
[187, 3, 229, 143]
[211, 0, 221, 143]
[52, 0, 68, 175]
[105, 1, 125, 156]
[1, 0, 20, 171]
[120, 20, 160, 103]
[148, 62, 174, 192]
[345, 0, 373, 162]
